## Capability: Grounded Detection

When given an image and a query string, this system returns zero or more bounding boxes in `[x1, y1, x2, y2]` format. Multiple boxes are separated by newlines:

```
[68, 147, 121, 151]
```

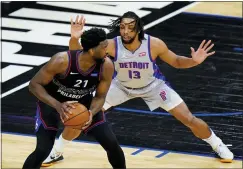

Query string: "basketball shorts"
[35, 95, 106, 133]
[103, 78, 183, 111]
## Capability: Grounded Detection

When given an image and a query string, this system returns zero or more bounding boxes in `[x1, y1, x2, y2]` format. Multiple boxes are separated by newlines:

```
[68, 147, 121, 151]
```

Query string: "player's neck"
[123, 40, 141, 53]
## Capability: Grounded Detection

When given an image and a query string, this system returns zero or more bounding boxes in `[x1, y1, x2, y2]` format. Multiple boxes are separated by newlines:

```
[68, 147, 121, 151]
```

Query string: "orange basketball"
[63, 102, 90, 130]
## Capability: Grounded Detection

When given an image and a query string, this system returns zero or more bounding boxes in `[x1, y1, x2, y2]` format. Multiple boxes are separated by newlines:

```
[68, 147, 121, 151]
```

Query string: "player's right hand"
[56, 101, 77, 123]
[82, 110, 93, 130]
[71, 15, 86, 39]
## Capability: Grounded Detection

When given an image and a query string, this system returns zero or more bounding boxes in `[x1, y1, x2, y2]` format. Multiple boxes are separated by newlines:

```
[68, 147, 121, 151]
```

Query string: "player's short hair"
[81, 28, 107, 51]
[108, 11, 145, 41]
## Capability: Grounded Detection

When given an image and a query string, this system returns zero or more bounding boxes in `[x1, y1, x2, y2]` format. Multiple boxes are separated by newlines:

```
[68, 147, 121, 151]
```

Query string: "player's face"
[120, 18, 138, 44]
[93, 40, 108, 60]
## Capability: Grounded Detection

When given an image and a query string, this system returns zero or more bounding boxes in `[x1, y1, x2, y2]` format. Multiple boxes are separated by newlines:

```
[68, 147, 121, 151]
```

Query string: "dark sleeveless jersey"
[44, 50, 104, 106]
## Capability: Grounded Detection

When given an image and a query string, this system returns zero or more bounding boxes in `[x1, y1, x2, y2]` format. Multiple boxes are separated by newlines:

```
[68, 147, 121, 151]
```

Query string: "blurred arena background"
[1, 1, 242, 168]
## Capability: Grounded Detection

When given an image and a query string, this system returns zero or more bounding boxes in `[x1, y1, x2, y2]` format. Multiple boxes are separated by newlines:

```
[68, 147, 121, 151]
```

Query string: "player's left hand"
[71, 15, 86, 39]
[190, 40, 215, 64]
[82, 110, 93, 130]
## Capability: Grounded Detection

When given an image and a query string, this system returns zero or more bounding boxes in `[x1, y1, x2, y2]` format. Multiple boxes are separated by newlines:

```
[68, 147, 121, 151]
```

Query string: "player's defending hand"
[190, 40, 215, 64]
[71, 15, 86, 39]
[56, 101, 76, 123]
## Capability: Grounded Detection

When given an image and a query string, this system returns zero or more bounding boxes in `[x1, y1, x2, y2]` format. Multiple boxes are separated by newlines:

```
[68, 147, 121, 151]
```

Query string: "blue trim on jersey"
[91, 73, 98, 77]
[147, 35, 154, 62]
[153, 62, 171, 87]
[148, 34, 171, 86]
[153, 63, 164, 80]
[114, 37, 118, 61]
[111, 61, 117, 79]
[112, 70, 117, 79]
[35, 105, 42, 133]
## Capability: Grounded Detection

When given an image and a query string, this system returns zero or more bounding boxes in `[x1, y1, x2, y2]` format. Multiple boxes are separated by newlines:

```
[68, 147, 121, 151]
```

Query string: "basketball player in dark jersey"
[22, 28, 126, 169]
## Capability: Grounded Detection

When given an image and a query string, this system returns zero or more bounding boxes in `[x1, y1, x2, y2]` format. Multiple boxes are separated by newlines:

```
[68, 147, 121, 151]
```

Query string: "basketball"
[63, 102, 90, 130]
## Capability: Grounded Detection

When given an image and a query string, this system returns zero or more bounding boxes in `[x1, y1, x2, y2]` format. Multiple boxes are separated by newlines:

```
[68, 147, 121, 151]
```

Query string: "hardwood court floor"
[2, 133, 242, 168]
[186, 2, 242, 17]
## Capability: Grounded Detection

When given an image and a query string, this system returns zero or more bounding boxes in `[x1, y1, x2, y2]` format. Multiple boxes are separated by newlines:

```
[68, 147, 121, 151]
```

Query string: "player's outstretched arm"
[29, 52, 74, 122]
[69, 15, 85, 50]
[89, 58, 114, 116]
[69, 15, 116, 57]
[152, 37, 215, 69]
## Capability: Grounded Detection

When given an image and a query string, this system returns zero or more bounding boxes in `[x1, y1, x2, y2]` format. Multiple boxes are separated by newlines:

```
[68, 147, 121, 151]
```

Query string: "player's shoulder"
[148, 35, 167, 49]
[107, 37, 118, 48]
[148, 35, 164, 44]
[106, 38, 118, 57]
[98, 56, 114, 79]
[102, 56, 114, 73]
[108, 38, 115, 44]
[108, 35, 122, 44]
[42, 51, 69, 74]
[50, 51, 69, 67]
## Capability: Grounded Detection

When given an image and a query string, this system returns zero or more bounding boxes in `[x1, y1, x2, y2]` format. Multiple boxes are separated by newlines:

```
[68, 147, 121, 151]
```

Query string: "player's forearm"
[29, 82, 60, 109]
[176, 55, 198, 68]
[89, 96, 106, 116]
[69, 37, 82, 50]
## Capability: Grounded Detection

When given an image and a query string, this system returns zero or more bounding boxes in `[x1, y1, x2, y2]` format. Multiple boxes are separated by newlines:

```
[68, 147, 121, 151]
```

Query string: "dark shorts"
[35, 100, 106, 134]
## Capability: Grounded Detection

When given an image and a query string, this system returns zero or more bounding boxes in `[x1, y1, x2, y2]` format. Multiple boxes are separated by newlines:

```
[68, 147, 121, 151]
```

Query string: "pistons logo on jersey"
[160, 90, 167, 101]
[139, 52, 146, 57]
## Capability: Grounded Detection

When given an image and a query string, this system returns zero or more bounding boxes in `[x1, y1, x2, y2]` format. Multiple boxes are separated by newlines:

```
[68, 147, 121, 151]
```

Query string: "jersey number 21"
[74, 80, 88, 87]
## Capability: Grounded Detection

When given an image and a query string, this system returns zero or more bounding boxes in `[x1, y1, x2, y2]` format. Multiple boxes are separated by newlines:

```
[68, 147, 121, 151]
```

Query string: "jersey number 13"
[128, 70, 141, 79]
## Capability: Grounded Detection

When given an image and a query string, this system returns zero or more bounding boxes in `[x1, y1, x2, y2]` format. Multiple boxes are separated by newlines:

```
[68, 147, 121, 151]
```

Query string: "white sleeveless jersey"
[113, 34, 165, 88]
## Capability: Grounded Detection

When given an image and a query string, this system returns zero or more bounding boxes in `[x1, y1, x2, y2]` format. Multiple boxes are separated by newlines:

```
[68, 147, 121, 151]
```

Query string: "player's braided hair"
[81, 28, 107, 52]
[108, 11, 145, 41]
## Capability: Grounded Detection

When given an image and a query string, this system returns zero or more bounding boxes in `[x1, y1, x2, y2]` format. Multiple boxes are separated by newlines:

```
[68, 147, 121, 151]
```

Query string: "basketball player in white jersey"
[42, 13, 234, 166]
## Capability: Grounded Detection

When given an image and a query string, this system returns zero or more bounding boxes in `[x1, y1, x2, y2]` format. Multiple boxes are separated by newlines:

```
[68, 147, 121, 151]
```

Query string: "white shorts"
[103, 78, 183, 112]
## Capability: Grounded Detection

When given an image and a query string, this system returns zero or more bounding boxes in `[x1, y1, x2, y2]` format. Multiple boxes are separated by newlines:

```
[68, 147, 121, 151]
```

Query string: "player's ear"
[88, 48, 94, 56]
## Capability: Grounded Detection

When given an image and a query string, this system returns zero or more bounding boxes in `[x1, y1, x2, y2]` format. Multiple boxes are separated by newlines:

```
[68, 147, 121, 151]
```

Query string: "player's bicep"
[95, 59, 114, 98]
[95, 79, 111, 98]
[155, 38, 179, 68]
[31, 64, 56, 85]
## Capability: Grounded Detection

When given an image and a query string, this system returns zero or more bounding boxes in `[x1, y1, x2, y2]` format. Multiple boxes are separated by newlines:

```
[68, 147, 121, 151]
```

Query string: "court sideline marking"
[2, 132, 242, 161]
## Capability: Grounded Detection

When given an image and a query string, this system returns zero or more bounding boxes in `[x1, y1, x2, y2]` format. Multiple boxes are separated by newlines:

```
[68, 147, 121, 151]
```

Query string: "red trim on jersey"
[36, 101, 58, 131]
[76, 51, 96, 76]
[83, 111, 105, 133]
[98, 61, 104, 81]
